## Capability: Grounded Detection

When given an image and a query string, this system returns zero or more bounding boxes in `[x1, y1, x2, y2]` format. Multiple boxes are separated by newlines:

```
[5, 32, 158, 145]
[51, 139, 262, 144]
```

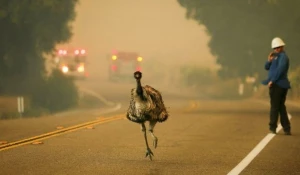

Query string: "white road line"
[228, 114, 292, 175]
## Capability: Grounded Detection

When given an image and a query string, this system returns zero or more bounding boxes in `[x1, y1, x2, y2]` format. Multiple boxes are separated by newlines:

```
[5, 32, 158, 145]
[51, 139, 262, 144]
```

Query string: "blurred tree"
[0, 0, 79, 114]
[0, 0, 78, 94]
[178, 0, 300, 81]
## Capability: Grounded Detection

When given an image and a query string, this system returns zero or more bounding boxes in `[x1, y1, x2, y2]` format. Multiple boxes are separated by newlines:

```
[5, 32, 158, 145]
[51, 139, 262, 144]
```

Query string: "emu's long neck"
[136, 79, 144, 99]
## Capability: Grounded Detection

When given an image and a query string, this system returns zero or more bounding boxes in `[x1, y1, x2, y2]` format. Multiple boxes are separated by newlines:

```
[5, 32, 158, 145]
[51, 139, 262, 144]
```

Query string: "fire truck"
[55, 48, 88, 79]
[108, 50, 143, 81]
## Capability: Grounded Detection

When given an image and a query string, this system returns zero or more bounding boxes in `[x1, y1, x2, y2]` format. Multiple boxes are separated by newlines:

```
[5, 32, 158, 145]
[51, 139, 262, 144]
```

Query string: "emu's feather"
[126, 85, 168, 123]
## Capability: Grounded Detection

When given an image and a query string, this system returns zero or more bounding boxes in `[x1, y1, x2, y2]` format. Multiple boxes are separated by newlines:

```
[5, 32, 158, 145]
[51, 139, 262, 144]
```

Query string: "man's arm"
[265, 52, 274, 70]
[265, 61, 272, 70]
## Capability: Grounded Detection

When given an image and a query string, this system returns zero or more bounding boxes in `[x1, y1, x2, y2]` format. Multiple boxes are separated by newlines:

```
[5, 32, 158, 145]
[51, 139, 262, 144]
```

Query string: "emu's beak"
[134, 74, 140, 79]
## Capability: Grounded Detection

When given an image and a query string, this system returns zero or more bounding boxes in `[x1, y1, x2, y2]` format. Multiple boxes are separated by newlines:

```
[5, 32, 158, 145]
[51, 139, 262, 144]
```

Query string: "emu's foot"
[153, 137, 158, 149]
[145, 148, 154, 161]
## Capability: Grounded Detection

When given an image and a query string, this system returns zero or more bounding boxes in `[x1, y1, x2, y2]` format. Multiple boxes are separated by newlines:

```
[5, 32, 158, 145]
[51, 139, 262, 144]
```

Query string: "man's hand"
[268, 52, 274, 62]
[268, 81, 273, 87]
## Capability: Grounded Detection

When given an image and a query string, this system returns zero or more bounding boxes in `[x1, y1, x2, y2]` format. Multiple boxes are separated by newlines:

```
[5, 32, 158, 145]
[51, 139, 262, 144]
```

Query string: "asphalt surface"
[0, 76, 300, 175]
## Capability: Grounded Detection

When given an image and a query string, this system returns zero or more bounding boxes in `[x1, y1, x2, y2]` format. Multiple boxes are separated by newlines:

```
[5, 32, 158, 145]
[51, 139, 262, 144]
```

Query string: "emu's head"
[134, 71, 142, 80]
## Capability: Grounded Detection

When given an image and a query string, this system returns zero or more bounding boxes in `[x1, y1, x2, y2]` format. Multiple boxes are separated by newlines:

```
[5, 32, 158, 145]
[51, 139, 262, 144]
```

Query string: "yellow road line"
[0, 114, 126, 152]
[184, 101, 201, 112]
[195, 101, 201, 108]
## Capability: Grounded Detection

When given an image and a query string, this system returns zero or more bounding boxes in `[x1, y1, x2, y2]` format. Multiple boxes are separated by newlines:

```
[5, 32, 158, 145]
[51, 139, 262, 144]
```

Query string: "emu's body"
[126, 71, 168, 160]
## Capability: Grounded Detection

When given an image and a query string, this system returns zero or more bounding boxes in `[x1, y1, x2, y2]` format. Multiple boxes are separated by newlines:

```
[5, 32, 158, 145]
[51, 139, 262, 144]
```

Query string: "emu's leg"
[149, 120, 158, 148]
[141, 123, 153, 160]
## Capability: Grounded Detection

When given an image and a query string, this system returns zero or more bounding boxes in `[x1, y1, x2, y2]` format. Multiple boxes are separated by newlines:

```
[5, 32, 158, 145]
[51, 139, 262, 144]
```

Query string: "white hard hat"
[271, 37, 285, 49]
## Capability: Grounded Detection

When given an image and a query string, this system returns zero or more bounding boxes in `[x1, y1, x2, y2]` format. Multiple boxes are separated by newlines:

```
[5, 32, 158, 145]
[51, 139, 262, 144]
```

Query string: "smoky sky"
[59, 0, 218, 74]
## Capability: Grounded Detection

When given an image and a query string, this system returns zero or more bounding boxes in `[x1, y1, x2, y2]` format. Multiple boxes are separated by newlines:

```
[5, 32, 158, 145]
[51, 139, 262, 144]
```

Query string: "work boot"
[270, 129, 276, 134]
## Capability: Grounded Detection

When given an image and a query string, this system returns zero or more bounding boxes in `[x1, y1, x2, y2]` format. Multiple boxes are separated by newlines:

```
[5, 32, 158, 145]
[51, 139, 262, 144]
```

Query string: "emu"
[126, 71, 169, 160]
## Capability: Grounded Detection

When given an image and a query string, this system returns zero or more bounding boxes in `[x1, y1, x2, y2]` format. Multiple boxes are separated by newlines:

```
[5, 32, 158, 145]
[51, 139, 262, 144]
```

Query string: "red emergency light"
[58, 49, 67, 55]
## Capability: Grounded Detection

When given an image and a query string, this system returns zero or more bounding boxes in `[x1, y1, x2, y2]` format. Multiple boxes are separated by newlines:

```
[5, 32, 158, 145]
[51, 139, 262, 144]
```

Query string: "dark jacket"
[261, 51, 291, 89]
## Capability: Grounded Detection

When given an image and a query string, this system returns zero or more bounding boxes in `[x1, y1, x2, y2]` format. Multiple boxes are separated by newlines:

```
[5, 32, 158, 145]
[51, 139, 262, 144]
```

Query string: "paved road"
[0, 76, 300, 175]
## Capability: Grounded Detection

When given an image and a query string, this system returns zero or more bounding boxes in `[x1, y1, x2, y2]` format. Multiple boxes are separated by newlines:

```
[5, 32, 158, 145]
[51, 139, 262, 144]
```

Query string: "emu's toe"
[145, 148, 154, 161]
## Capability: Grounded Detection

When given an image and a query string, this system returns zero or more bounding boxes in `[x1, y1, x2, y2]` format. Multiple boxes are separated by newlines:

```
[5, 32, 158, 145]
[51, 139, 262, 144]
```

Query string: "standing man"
[262, 37, 291, 135]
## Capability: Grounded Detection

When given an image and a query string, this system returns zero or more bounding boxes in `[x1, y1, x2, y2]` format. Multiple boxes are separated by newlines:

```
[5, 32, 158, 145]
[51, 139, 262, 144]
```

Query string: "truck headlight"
[62, 66, 69, 73]
[77, 66, 84, 72]
[137, 57, 143, 62]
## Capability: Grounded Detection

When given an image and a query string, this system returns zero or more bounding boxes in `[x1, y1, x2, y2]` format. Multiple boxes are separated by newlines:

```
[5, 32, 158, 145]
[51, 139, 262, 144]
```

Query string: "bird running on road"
[126, 71, 169, 160]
